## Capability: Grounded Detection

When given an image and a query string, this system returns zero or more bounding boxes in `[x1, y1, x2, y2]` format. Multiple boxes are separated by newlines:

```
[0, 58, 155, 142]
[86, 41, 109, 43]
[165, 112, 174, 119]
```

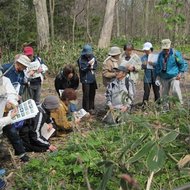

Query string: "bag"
[173, 49, 188, 72]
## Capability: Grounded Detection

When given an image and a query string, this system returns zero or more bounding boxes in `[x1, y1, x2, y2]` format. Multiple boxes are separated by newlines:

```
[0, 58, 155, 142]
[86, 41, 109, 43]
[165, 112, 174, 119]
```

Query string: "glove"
[155, 80, 161, 86]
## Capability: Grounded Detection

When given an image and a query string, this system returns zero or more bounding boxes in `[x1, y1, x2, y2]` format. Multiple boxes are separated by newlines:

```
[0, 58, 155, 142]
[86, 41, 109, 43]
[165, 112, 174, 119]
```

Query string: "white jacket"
[0, 76, 19, 106]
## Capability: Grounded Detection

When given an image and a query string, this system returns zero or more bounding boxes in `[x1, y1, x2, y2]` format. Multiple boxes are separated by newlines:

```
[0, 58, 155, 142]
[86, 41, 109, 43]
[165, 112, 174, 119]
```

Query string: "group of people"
[102, 39, 187, 116]
[0, 39, 187, 189]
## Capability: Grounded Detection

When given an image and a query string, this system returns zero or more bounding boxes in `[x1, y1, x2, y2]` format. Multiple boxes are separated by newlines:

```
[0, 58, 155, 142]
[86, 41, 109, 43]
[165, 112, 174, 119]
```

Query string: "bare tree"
[86, 0, 92, 42]
[144, 0, 149, 37]
[49, 0, 55, 41]
[33, 0, 50, 50]
[116, 0, 120, 37]
[98, 0, 116, 48]
[72, 0, 86, 45]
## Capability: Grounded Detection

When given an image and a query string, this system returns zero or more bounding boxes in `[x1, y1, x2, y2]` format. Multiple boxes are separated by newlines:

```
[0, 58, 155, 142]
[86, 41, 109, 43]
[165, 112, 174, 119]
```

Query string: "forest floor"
[2, 61, 190, 189]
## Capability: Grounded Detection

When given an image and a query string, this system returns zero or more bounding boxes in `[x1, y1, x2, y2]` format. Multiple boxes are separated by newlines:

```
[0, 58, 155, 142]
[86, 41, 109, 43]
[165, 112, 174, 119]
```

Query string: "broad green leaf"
[159, 130, 179, 145]
[127, 141, 155, 164]
[131, 133, 149, 149]
[146, 145, 166, 172]
[97, 164, 114, 190]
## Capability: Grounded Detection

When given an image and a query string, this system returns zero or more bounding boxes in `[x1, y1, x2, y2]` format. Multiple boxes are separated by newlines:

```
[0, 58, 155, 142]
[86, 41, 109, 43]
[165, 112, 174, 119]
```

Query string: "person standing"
[77, 44, 98, 114]
[23, 46, 48, 105]
[156, 39, 185, 108]
[141, 42, 160, 104]
[102, 46, 121, 87]
[120, 43, 141, 101]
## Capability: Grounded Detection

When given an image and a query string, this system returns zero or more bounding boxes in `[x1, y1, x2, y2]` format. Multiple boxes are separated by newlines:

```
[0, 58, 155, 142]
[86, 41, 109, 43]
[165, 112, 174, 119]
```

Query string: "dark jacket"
[2, 62, 25, 95]
[54, 72, 79, 95]
[77, 55, 97, 84]
[26, 104, 52, 152]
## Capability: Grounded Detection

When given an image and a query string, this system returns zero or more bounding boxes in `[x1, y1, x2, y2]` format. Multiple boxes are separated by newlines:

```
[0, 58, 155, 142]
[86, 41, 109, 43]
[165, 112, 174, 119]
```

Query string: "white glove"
[155, 80, 161, 86]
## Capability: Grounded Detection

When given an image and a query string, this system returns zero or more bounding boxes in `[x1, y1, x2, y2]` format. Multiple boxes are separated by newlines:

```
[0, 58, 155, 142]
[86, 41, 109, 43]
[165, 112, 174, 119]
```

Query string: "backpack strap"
[0, 63, 14, 78]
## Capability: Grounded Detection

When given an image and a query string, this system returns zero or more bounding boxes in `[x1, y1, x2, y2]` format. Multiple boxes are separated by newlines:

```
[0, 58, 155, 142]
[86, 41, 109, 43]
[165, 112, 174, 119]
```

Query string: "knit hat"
[43, 95, 60, 110]
[108, 46, 121, 56]
[23, 46, 34, 56]
[81, 44, 93, 55]
[161, 39, 171, 49]
[114, 65, 128, 73]
[17, 55, 31, 67]
[143, 42, 153, 51]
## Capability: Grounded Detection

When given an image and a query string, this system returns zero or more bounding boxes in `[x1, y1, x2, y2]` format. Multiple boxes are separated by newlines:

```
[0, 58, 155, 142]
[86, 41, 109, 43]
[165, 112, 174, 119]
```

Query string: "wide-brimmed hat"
[17, 55, 31, 67]
[108, 46, 121, 56]
[114, 65, 128, 73]
[161, 39, 171, 49]
[143, 42, 153, 51]
[81, 44, 93, 55]
[43, 95, 60, 110]
[23, 46, 34, 56]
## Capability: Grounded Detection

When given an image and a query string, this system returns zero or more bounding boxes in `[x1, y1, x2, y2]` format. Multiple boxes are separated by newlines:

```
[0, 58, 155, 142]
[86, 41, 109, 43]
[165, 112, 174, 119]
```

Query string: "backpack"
[173, 49, 188, 73]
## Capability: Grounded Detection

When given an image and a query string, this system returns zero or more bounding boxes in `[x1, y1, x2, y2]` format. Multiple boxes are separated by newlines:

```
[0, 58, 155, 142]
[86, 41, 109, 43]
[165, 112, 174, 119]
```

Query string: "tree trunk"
[98, 0, 116, 48]
[130, 0, 134, 37]
[86, 0, 92, 43]
[49, 0, 55, 41]
[33, 0, 50, 50]
[116, 1, 120, 37]
[144, 0, 149, 37]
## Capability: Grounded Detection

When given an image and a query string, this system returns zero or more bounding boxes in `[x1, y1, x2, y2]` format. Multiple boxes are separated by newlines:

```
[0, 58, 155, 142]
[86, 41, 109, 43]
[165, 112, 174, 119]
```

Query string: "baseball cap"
[143, 42, 153, 51]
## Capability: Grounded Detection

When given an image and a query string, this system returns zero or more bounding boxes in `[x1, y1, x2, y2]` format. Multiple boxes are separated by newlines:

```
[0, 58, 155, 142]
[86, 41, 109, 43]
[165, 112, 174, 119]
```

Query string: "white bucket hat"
[143, 42, 153, 51]
[17, 55, 31, 67]
[108, 46, 121, 56]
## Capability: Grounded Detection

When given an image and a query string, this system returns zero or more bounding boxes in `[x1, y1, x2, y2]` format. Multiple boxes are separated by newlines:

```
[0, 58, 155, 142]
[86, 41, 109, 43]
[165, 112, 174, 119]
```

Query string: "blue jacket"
[2, 63, 26, 95]
[77, 55, 97, 84]
[141, 55, 157, 83]
[156, 49, 185, 79]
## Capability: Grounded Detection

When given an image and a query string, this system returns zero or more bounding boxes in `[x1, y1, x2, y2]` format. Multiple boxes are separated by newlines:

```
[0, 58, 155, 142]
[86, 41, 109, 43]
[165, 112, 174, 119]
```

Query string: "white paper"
[148, 54, 158, 63]
[74, 109, 89, 119]
[127, 54, 142, 66]
[41, 123, 55, 140]
[9, 99, 39, 123]
[147, 54, 158, 69]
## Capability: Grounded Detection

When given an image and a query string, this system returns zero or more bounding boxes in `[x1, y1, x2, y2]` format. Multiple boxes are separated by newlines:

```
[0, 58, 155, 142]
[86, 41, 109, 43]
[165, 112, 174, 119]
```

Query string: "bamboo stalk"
[146, 171, 154, 190]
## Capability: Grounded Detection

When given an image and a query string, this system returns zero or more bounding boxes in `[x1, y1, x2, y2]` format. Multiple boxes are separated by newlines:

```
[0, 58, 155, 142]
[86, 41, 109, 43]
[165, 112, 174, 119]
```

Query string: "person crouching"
[20, 95, 59, 152]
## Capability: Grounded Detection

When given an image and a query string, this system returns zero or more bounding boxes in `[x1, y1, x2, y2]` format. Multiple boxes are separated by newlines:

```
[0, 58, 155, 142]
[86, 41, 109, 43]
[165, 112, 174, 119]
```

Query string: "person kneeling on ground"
[20, 95, 59, 152]
[104, 66, 133, 124]
[51, 88, 81, 134]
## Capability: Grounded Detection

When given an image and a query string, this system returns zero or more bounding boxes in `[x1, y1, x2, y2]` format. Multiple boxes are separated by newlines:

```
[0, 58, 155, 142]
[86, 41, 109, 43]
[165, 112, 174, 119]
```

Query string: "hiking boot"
[0, 179, 6, 190]
[20, 154, 29, 162]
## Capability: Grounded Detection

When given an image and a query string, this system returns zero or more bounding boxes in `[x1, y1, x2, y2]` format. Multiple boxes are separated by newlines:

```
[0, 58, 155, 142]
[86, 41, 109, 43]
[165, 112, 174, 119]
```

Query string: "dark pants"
[82, 83, 97, 112]
[143, 82, 160, 102]
[29, 84, 41, 105]
[3, 125, 26, 156]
